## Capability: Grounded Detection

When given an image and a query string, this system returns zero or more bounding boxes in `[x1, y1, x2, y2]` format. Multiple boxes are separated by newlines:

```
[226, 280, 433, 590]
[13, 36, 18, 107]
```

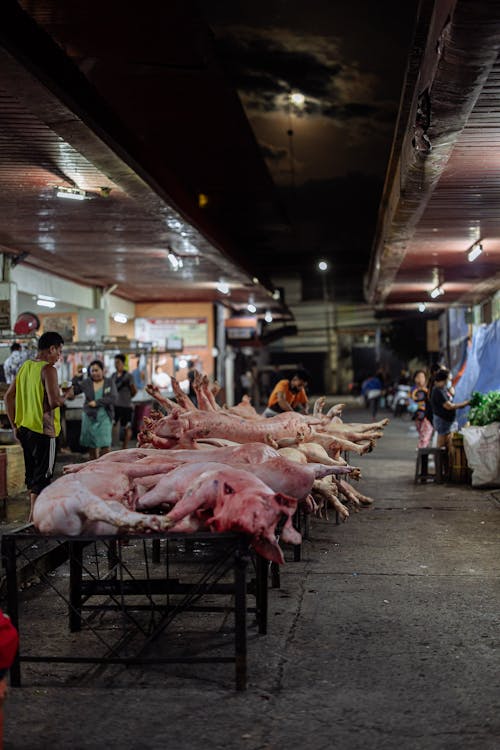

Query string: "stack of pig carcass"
[32, 374, 387, 563]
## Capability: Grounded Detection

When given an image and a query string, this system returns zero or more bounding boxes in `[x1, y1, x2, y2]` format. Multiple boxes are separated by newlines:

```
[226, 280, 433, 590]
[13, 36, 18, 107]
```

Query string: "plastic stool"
[414, 447, 448, 483]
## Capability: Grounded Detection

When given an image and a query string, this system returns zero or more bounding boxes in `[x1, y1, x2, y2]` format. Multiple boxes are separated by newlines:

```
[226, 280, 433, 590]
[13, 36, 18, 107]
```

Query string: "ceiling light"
[36, 298, 56, 308]
[112, 313, 128, 324]
[318, 260, 328, 271]
[55, 186, 87, 201]
[467, 243, 483, 262]
[429, 286, 444, 299]
[167, 252, 180, 270]
[418, 302, 427, 312]
[264, 310, 273, 323]
[216, 280, 229, 295]
[272, 289, 281, 300]
[247, 303, 257, 314]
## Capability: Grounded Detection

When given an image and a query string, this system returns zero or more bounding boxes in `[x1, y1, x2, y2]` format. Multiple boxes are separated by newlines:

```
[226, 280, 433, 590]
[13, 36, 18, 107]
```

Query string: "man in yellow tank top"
[5, 331, 73, 521]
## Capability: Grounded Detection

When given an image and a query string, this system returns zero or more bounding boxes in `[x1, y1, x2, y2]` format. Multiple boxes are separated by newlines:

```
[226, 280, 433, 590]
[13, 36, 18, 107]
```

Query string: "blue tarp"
[455, 319, 500, 427]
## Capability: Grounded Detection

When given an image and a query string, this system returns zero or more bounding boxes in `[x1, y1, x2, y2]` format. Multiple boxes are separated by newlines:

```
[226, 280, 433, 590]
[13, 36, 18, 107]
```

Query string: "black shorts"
[17, 426, 57, 496]
[114, 406, 133, 428]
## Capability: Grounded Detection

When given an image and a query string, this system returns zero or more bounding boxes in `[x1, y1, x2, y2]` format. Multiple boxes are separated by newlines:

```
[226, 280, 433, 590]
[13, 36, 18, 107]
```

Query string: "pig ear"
[275, 492, 297, 510]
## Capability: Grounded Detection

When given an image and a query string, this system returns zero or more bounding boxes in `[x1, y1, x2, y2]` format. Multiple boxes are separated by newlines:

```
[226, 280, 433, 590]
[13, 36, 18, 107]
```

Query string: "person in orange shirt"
[263, 369, 309, 417]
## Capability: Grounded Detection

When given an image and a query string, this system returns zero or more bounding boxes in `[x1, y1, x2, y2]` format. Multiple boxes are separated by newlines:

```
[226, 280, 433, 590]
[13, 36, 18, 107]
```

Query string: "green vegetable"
[468, 390, 500, 426]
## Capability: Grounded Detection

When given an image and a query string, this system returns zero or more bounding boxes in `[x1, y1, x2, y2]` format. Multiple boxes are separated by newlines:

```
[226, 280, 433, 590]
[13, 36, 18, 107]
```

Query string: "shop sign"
[135, 318, 207, 347]
[227, 328, 255, 340]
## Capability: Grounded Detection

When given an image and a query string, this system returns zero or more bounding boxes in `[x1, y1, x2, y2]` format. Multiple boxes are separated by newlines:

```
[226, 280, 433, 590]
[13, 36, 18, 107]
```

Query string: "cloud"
[214, 26, 387, 122]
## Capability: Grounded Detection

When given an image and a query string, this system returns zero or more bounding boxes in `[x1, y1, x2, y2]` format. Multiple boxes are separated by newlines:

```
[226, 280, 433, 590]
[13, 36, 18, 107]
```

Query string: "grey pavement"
[3, 407, 499, 750]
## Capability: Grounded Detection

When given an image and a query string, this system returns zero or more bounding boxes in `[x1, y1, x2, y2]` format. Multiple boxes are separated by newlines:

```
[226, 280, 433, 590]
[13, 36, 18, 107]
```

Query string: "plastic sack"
[462, 422, 500, 487]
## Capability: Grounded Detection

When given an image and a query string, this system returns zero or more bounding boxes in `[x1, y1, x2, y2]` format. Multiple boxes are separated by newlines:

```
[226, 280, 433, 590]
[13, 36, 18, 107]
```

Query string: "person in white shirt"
[152, 365, 171, 389]
[4, 343, 28, 384]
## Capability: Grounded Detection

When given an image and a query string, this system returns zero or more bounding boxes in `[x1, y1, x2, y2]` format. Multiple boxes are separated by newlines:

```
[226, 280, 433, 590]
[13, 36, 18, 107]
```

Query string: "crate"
[0, 444, 26, 495]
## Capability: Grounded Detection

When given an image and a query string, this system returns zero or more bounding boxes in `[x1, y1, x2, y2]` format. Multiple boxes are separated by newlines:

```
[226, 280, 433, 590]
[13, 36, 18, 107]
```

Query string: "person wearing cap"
[263, 369, 310, 417]
[4, 331, 73, 521]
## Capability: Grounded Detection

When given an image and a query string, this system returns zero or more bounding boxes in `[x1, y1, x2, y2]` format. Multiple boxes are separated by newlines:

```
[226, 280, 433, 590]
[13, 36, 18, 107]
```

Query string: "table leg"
[69, 541, 83, 632]
[234, 542, 248, 691]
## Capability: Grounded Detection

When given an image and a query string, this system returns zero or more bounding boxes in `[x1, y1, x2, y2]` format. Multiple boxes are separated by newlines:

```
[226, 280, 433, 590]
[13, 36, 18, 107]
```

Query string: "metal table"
[2, 526, 269, 690]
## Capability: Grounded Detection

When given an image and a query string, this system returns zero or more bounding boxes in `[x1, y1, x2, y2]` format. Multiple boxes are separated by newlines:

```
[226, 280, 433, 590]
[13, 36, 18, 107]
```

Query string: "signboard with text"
[135, 318, 207, 347]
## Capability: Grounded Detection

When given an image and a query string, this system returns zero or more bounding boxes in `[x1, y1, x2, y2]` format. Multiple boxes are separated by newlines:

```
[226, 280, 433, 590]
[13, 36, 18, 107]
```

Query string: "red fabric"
[0, 611, 18, 669]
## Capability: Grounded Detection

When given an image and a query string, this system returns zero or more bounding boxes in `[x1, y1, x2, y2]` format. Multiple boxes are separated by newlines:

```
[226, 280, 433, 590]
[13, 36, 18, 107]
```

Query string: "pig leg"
[313, 396, 326, 415]
[311, 431, 373, 456]
[84, 498, 172, 532]
[334, 479, 363, 509]
[145, 385, 179, 413]
[339, 480, 374, 505]
[170, 376, 197, 411]
[313, 478, 349, 521]
[326, 403, 345, 418]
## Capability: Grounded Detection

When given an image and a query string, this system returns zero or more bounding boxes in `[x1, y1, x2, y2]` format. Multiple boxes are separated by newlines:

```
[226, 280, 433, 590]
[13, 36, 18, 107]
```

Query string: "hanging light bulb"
[418, 302, 426, 313]
[247, 303, 257, 314]
[264, 310, 273, 323]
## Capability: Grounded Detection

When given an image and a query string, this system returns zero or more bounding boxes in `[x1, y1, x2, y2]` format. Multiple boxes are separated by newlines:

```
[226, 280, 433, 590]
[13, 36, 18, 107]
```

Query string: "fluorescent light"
[467, 243, 483, 262]
[55, 187, 86, 201]
[429, 286, 444, 299]
[264, 310, 273, 323]
[37, 298, 56, 308]
[418, 303, 426, 312]
[112, 313, 128, 324]
[216, 280, 229, 294]
[247, 303, 257, 313]
[167, 252, 180, 269]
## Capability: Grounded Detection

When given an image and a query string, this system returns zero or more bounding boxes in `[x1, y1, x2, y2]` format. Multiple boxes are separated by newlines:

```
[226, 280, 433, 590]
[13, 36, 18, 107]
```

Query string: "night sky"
[200, 0, 419, 301]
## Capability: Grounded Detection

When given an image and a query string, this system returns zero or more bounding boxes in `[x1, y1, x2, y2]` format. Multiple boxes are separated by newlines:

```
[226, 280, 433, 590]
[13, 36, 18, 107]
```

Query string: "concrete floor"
[2, 408, 499, 750]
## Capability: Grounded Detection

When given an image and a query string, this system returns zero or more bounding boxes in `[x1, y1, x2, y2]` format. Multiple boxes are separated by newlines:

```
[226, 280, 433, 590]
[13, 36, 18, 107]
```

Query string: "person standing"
[187, 360, 198, 407]
[411, 369, 433, 448]
[111, 354, 137, 449]
[4, 331, 73, 521]
[430, 368, 470, 453]
[3, 343, 28, 384]
[72, 360, 117, 460]
[361, 371, 384, 420]
[263, 369, 309, 417]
